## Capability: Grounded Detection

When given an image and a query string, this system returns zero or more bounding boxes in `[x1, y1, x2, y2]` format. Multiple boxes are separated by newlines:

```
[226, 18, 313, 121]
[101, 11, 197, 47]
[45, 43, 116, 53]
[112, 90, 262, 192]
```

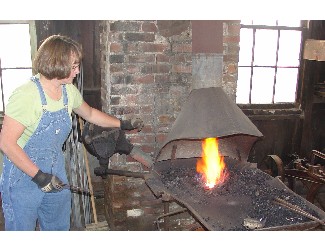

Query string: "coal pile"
[158, 158, 324, 230]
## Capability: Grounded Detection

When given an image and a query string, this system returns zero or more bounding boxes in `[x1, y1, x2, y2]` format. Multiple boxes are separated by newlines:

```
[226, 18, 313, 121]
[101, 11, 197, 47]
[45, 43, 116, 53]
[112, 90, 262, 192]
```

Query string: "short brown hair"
[33, 35, 83, 80]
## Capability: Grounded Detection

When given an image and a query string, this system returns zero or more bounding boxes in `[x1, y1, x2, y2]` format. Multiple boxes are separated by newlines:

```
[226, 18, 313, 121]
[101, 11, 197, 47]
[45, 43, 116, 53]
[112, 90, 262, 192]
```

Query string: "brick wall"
[223, 20, 241, 101]
[98, 20, 240, 230]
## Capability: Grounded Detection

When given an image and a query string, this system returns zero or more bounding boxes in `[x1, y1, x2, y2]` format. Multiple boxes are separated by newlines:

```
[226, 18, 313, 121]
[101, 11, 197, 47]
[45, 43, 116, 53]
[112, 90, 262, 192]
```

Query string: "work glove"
[120, 117, 144, 131]
[32, 170, 64, 193]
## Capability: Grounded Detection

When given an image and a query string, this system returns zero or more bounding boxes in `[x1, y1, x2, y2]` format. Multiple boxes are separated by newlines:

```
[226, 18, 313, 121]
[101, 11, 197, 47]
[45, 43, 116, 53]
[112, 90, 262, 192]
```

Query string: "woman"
[0, 35, 142, 231]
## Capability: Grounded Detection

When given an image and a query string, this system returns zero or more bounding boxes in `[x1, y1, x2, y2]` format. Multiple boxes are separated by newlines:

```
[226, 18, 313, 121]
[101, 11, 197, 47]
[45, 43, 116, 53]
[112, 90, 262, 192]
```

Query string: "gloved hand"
[32, 170, 64, 193]
[120, 117, 144, 131]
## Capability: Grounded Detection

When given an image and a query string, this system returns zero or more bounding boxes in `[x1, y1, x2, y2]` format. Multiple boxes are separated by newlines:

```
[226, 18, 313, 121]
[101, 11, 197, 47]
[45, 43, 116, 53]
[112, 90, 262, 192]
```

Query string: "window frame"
[237, 20, 308, 109]
[0, 20, 36, 120]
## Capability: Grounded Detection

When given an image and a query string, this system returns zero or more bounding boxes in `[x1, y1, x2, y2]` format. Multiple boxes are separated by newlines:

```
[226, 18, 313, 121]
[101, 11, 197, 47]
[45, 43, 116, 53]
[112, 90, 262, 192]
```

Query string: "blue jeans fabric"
[0, 76, 72, 230]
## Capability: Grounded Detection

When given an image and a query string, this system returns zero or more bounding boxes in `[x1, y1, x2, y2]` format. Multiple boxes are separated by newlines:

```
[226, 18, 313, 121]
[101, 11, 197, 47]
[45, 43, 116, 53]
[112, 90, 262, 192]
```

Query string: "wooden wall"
[299, 21, 325, 158]
[34, 20, 102, 110]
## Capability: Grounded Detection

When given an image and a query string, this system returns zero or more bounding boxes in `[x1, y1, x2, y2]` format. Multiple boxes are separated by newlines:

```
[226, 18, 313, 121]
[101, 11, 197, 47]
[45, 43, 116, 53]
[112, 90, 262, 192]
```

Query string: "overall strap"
[31, 76, 69, 111]
[62, 84, 68, 110]
[31, 76, 47, 108]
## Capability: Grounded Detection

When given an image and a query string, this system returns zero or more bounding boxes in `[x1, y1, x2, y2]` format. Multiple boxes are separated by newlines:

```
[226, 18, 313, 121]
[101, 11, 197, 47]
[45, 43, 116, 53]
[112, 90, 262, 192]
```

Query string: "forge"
[145, 87, 325, 230]
[146, 157, 325, 230]
[82, 86, 325, 231]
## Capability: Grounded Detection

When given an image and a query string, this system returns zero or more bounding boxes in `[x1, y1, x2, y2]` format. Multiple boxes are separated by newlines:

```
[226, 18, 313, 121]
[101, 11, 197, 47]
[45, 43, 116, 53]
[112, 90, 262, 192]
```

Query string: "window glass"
[277, 30, 302, 66]
[238, 28, 253, 66]
[254, 29, 278, 66]
[236, 67, 251, 104]
[274, 68, 298, 103]
[0, 24, 32, 68]
[251, 68, 275, 104]
[0, 23, 32, 112]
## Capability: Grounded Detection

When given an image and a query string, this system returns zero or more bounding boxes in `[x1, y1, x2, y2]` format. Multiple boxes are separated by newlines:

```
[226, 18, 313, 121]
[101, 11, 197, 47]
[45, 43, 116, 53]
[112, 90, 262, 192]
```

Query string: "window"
[0, 21, 36, 112]
[237, 20, 306, 104]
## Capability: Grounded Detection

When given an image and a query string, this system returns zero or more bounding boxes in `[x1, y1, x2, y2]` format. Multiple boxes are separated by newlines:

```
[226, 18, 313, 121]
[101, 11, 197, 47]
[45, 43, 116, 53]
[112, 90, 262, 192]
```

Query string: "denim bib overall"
[0, 76, 72, 230]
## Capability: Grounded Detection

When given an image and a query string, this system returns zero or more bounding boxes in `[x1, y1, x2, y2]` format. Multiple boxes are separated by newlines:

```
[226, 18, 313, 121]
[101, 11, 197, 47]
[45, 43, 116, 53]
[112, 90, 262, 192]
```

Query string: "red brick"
[128, 54, 155, 63]
[110, 43, 123, 53]
[122, 94, 138, 106]
[129, 134, 156, 144]
[139, 144, 155, 153]
[172, 64, 192, 74]
[227, 24, 241, 36]
[139, 105, 153, 114]
[142, 64, 170, 74]
[108, 32, 123, 42]
[134, 74, 154, 84]
[225, 63, 237, 74]
[224, 20, 241, 24]
[110, 64, 123, 73]
[172, 44, 192, 53]
[172, 53, 191, 62]
[156, 133, 167, 143]
[126, 43, 138, 52]
[223, 74, 237, 83]
[225, 43, 240, 56]
[110, 21, 141, 32]
[125, 32, 155, 42]
[224, 35, 240, 43]
[155, 74, 170, 82]
[126, 64, 139, 74]
[142, 22, 158, 32]
[138, 124, 153, 133]
[224, 54, 239, 62]
[139, 43, 170, 53]
[158, 115, 173, 124]
[156, 54, 170, 62]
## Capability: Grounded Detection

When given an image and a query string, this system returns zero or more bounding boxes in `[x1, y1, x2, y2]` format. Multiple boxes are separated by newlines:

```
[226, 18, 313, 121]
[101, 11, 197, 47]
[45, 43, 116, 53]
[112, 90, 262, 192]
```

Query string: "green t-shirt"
[5, 77, 84, 148]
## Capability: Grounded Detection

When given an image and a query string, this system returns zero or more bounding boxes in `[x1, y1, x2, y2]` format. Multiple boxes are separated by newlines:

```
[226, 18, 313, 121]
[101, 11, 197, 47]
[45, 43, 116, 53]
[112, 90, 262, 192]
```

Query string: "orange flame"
[196, 137, 227, 189]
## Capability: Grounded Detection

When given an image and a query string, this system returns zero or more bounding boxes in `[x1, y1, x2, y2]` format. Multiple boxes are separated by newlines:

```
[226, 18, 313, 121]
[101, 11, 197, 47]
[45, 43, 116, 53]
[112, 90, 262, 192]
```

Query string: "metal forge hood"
[156, 87, 263, 162]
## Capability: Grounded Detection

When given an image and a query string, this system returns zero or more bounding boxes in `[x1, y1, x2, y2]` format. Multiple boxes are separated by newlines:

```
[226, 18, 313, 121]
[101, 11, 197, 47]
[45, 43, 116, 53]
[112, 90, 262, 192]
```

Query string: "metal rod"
[285, 174, 324, 184]
[273, 197, 325, 226]
[62, 184, 92, 196]
[155, 208, 188, 231]
[104, 168, 149, 179]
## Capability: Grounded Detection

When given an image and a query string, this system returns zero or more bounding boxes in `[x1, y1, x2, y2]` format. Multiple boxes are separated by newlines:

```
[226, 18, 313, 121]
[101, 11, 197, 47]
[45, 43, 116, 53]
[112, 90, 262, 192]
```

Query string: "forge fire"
[196, 137, 228, 189]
